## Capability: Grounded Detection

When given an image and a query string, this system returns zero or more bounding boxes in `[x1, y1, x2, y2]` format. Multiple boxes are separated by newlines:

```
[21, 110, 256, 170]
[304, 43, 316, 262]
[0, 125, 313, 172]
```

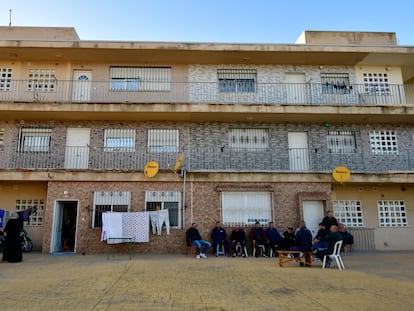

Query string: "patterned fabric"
[123, 212, 149, 242]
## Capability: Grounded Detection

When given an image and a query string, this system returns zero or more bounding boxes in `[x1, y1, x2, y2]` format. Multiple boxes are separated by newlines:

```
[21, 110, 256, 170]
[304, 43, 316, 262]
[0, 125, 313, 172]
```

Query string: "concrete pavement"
[1, 251, 413, 310]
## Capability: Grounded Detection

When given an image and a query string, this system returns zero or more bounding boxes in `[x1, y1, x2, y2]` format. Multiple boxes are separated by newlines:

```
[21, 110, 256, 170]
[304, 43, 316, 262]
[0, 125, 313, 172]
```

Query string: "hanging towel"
[122, 212, 149, 242]
[106, 212, 123, 244]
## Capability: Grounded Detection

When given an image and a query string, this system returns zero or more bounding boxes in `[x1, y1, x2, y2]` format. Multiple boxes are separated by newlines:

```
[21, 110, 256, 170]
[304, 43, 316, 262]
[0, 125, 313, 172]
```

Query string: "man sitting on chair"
[230, 224, 247, 257]
[315, 225, 342, 268]
[211, 221, 229, 256]
[250, 221, 268, 257]
[186, 223, 211, 259]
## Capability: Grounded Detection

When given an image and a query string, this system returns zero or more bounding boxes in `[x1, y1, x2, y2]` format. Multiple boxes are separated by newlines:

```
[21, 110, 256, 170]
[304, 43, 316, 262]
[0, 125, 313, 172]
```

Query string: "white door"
[288, 132, 310, 171]
[302, 200, 325, 238]
[51, 202, 64, 253]
[72, 71, 92, 102]
[65, 128, 90, 169]
[286, 73, 306, 104]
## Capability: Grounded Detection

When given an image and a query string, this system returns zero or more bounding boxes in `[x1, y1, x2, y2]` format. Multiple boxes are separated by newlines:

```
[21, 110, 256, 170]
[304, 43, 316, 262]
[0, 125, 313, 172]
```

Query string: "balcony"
[0, 80, 412, 106]
[1, 146, 413, 174]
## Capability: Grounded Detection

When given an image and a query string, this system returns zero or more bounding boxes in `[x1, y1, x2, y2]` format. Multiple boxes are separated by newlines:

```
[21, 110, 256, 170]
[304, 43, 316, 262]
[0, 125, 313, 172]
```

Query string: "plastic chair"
[322, 240, 345, 270]
[235, 244, 248, 257]
[216, 243, 226, 256]
[252, 244, 266, 257]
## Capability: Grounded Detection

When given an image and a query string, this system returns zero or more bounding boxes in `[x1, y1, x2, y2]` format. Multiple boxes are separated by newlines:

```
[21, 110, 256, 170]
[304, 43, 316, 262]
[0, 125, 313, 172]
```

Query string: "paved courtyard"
[1, 251, 413, 310]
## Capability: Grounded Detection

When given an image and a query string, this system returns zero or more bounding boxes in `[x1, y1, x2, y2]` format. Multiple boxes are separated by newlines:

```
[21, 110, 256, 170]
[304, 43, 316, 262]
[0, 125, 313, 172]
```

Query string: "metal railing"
[0, 80, 412, 106]
[1, 145, 413, 173]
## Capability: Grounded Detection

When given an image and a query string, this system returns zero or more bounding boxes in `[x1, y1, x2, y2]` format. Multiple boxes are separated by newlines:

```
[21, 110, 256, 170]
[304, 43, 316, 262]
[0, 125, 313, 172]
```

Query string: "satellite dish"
[144, 161, 159, 178]
[332, 166, 351, 183]
[174, 155, 184, 171]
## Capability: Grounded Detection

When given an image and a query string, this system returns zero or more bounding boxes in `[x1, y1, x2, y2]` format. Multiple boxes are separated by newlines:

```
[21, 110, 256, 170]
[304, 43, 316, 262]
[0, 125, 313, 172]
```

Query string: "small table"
[277, 250, 312, 267]
[107, 237, 134, 259]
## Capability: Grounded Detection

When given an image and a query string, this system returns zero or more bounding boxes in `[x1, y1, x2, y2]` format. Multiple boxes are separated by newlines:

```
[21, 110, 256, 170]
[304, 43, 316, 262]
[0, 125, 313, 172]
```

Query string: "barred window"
[369, 130, 398, 155]
[0, 128, 4, 150]
[18, 128, 52, 152]
[222, 192, 271, 226]
[93, 191, 131, 228]
[15, 199, 45, 226]
[327, 130, 356, 153]
[145, 191, 182, 228]
[321, 73, 351, 94]
[148, 129, 179, 152]
[0, 68, 12, 91]
[110, 67, 171, 91]
[104, 129, 135, 152]
[333, 200, 363, 227]
[218, 69, 256, 93]
[378, 200, 408, 227]
[363, 72, 390, 95]
[229, 128, 268, 151]
[27, 69, 56, 92]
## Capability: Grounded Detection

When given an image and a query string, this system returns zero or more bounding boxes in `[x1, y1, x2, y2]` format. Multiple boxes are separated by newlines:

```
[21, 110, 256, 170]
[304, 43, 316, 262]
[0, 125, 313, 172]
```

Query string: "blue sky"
[1, 0, 412, 45]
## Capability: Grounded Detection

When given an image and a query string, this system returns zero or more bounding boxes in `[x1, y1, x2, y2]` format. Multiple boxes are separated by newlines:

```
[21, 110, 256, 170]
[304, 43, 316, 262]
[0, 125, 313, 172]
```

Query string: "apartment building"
[0, 26, 413, 254]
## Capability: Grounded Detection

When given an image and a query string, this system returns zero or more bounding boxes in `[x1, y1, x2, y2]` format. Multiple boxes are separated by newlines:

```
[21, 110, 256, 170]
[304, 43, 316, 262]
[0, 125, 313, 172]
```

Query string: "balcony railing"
[1, 146, 413, 174]
[0, 80, 412, 106]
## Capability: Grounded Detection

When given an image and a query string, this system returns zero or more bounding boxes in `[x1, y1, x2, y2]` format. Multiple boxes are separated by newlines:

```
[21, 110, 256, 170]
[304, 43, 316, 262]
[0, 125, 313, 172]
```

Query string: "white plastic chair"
[215, 243, 226, 256]
[235, 244, 248, 257]
[322, 240, 345, 270]
[252, 244, 266, 257]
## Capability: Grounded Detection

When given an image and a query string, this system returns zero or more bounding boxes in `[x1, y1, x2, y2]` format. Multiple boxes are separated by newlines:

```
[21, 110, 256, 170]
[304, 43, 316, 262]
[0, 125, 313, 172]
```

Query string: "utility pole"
[9, 9, 12, 26]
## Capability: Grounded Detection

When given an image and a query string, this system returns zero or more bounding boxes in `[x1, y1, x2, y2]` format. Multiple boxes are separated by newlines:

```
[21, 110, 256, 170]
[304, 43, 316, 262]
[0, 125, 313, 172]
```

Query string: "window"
[93, 191, 131, 228]
[218, 69, 256, 93]
[0, 128, 4, 150]
[321, 73, 351, 94]
[27, 69, 56, 92]
[363, 72, 390, 95]
[333, 200, 363, 227]
[221, 192, 271, 226]
[109, 67, 171, 91]
[327, 130, 356, 153]
[104, 129, 135, 152]
[148, 129, 179, 152]
[228, 128, 268, 151]
[369, 130, 398, 155]
[378, 200, 408, 227]
[0, 68, 12, 91]
[18, 128, 52, 152]
[145, 191, 182, 228]
[15, 199, 45, 226]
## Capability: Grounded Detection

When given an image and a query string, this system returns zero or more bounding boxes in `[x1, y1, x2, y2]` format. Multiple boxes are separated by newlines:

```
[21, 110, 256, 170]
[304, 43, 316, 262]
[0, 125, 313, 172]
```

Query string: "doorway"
[65, 128, 90, 169]
[51, 201, 78, 253]
[72, 70, 92, 102]
[288, 132, 310, 171]
[302, 200, 325, 237]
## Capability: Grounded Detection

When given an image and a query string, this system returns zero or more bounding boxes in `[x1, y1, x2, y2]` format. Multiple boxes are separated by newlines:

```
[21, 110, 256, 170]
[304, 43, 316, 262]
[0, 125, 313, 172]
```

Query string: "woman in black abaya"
[1, 210, 22, 263]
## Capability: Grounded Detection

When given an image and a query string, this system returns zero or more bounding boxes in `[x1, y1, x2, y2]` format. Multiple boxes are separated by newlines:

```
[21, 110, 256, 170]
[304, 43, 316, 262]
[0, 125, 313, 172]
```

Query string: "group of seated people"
[186, 213, 353, 266]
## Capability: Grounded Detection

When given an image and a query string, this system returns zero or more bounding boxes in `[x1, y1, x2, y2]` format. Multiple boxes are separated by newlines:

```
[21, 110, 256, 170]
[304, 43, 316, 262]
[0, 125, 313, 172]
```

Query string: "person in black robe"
[1, 211, 23, 263]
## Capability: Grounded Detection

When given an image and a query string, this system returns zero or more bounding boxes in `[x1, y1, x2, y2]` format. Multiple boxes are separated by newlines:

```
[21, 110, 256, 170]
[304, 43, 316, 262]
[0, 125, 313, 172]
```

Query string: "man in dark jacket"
[321, 210, 338, 236]
[250, 221, 268, 257]
[315, 224, 343, 267]
[186, 223, 211, 259]
[265, 221, 280, 257]
[230, 225, 247, 257]
[211, 221, 229, 256]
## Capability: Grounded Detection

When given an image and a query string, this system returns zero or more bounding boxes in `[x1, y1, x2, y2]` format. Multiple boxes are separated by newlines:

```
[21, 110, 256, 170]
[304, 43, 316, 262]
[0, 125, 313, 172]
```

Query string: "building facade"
[0, 27, 413, 254]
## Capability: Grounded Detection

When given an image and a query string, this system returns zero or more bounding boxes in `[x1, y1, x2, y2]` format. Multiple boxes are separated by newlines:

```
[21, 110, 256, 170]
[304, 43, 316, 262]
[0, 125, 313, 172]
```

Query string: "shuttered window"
[321, 73, 351, 94]
[110, 67, 171, 91]
[148, 129, 179, 152]
[145, 191, 182, 228]
[18, 128, 52, 152]
[104, 129, 135, 152]
[327, 130, 356, 153]
[218, 69, 256, 93]
[228, 128, 268, 151]
[93, 191, 131, 228]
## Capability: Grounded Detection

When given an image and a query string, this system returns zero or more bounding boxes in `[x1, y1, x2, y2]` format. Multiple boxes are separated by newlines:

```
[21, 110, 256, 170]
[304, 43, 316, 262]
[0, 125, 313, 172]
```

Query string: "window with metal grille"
[148, 129, 179, 152]
[369, 130, 398, 155]
[321, 73, 351, 94]
[217, 69, 256, 93]
[145, 191, 182, 228]
[93, 191, 131, 228]
[378, 200, 408, 227]
[104, 129, 135, 152]
[18, 128, 52, 152]
[0, 128, 4, 150]
[0, 68, 12, 91]
[327, 130, 356, 153]
[363, 72, 390, 95]
[27, 69, 55, 92]
[109, 67, 171, 91]
[15, 199, 45, 226]
[228, 128, 268, 151]
[221, 192, 271, 226]
[333, 200, 363, 227]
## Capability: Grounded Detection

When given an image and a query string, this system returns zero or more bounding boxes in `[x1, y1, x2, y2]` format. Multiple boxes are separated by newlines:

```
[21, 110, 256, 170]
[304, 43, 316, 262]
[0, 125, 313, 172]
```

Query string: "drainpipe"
[181, 169, 187, 229]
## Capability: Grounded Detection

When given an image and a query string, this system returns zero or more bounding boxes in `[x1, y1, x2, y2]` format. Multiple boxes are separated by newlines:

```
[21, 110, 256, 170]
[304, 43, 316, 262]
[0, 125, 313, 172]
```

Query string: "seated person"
[211, 221, 229, 256]
[315, 225, 343, 268]
[338, 223, 354, 251]
[265, 221, 281, 257]
[230, 224, 247, 257]
[290, 221, 313, 266]
[312, 223, 329, 252]
[278, 227, 296, 250]
[250, 221, 268, 257]
[186, 222, 211, 259]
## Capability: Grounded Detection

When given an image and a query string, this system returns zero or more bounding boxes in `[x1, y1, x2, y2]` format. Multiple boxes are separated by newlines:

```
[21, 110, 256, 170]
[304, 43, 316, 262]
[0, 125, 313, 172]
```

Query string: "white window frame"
[333, 200, 364, 227]
[228, 128, 268, 151]
[18, 128, 52, 152]
[15, 199, 45, 226]
[327, 130, 356, 154]
[378, 200, 408, 227]
[321, 73, 351, 94]
[145, 191, 182, 228]
[109, 67, 171, 91]
[0, 68, 12, 91]
[92, 191, 131, 228]
[363, 72, 390, 95]
[369, 130, 398, 155]
[148, 129, 179, 153]
[27, 69, 56, 92]
[218, 69, 257, 93]
[221, 191, 271, 226]
[104, 129, 136, 152]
